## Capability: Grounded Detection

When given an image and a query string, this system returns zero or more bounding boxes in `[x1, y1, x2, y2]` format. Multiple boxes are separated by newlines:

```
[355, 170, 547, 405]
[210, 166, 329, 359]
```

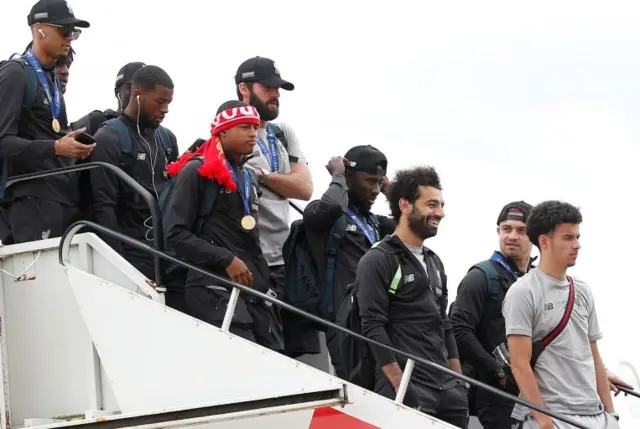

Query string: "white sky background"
[4, 0, 640, 419]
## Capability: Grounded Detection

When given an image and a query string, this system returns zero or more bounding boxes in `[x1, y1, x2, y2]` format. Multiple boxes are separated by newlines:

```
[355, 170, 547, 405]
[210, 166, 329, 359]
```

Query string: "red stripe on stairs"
[309, 407, 379, 428]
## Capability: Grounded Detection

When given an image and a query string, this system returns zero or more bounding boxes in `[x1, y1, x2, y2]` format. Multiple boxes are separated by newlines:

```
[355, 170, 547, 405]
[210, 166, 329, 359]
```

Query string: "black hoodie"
[356, 234, 459, 390]
[88, 114, 178, 278]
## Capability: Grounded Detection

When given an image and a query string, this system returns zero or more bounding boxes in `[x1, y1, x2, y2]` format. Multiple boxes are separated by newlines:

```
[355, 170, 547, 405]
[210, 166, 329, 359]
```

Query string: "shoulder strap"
[541, 276, 575, 347]
[194, 158, 218, 234]
[155, 126, 173, 158]
[530, 276, 575, 367]
[268, 123, 288, 150]
[369, 241, 403, 295]
[103, 118, 133, 155]
[2, 58, 38, 109]
[325, 215, 348, 279]
[388, 264, 403, 295]
[473, 260, 503, 298]
[22, 61, 38, 109]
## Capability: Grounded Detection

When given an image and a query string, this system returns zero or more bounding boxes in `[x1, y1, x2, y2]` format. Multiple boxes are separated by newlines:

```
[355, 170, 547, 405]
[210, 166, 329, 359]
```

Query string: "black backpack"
[336, 242, 403, 390]
[282, 215, 348, 324]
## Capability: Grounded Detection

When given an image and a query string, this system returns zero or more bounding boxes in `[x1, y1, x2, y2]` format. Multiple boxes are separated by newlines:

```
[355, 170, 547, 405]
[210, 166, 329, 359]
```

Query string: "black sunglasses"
[45, 24, 82, 40]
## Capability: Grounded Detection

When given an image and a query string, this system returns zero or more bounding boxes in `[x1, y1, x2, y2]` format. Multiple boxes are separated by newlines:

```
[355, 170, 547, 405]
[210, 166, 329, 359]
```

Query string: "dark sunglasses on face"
[45, 24, 82, 40]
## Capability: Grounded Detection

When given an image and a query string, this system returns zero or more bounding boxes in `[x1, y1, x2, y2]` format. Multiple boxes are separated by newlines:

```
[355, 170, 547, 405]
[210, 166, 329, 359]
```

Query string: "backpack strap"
[2, 57, 38, 109]
[472, 260, 504, 300]
[324, 215, 348, 315]
[370, 240, 404, 295]
[103, 118, 133, 155]
[268, 123, 288, 151]
[531, 276, 575, 367]
[22, 60, 38, 109]
[155, 126, 174, 159]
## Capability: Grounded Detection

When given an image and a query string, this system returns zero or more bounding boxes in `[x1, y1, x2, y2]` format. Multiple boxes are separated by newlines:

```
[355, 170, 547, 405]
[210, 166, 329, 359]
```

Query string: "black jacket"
[71, 109, 119, 135]
[88, 114, 178, 277]
[356, 234, 459, 390]
[163, 159, 270, 298]
[303, 171, 395, 312]
[0, 58, 77, 205]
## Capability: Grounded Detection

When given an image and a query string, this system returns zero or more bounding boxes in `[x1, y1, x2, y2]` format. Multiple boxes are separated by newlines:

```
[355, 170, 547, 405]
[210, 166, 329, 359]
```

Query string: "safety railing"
[6, 162, 165, 286]
[58, 221, 604, 429]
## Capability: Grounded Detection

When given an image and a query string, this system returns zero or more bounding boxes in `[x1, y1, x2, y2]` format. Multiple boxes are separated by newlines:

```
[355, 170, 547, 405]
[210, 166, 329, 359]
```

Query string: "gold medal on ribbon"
[241, 215, 256, 231]
[51, 118, 61, 133]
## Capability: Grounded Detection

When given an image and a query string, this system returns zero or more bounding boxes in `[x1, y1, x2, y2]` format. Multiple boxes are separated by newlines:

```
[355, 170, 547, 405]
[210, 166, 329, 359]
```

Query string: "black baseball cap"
[344, 145, 388, 174]
[28, 0, 90, 28]
[235, 57, 294, 91]
[115, 62, 146, 88]
[497, 201, 533, 225]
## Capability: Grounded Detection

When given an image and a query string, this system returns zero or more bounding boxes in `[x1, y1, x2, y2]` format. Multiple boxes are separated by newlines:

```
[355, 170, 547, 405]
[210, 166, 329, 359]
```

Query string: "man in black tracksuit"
[0, 1, 92, 244]
[301, 145, 394, 378]
[88, 65, 178, 280]
[72, 62, 146, 135]
[163, 100, 281, 351]
[450, 201, 534, 429]
[357, 166, 468, 428]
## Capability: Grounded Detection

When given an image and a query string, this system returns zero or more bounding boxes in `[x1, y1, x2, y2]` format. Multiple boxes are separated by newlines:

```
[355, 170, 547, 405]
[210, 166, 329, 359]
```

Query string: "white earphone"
[38, 29, 46, 38]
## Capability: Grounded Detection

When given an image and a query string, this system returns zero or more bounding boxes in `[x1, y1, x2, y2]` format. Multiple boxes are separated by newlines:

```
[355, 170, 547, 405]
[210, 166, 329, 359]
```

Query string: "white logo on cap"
[273, 63, 281, 76]
[65, 2, 74, 15]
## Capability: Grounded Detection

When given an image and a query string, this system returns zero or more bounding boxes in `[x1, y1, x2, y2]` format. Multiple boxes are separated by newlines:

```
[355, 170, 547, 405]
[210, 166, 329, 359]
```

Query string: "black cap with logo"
[344, 145, 388, 174]
[497, 201, 533, 225]
[28, 0, 90, 28]
[115, 62, 146, 88]
[235, 56, 294, 91]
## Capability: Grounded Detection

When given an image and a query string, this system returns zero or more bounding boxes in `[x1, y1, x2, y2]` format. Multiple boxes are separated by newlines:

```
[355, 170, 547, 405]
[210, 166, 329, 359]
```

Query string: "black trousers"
[0, 197, 80, 244]
[183, 286, 282, 350]
[375, 372, 469, 428]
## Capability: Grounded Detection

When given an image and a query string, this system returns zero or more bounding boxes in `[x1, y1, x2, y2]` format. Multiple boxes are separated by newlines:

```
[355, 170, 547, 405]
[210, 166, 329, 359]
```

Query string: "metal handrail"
[7, 162, 164, 286]
[58, 221, 591, 429]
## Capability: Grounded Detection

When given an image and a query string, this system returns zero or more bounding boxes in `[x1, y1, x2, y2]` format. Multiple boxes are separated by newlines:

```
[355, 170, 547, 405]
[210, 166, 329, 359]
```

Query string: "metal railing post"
[220, 288, 241, 332]
[394, 359, 415, 404]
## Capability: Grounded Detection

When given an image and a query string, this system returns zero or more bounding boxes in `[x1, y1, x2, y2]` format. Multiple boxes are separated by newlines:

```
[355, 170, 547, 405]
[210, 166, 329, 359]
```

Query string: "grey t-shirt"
[502, 268, 603, 419]
[246, 122, 307, 267]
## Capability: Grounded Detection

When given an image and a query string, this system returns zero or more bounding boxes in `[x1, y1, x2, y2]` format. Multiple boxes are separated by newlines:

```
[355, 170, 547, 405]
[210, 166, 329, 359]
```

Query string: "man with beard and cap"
[297, 146, 394, 376]
[235, 56, 313, 350]
[72, 61, 146, 135]
[450, 201, 535, 429]
[0, 0, 92, 244]
[355, 166, 468, 428]
[87, 65, 178, 281]
[162, 100, 281, 350]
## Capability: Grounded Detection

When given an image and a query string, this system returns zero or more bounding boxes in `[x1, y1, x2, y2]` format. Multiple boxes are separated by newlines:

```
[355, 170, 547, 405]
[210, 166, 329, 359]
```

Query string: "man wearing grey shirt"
[235, 57, 313, 349]
[503, 201, 619, 429]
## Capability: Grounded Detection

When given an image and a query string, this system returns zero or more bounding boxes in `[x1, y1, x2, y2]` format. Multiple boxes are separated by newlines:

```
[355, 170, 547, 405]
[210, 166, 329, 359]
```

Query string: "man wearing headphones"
[0, 0, 92, 244]
[88, 65, 178, 281]
[72, 62, 146, 135]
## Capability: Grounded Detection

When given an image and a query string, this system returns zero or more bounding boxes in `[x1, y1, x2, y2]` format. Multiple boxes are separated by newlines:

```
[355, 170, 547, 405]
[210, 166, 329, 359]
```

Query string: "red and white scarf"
[166, 106, 260, 191]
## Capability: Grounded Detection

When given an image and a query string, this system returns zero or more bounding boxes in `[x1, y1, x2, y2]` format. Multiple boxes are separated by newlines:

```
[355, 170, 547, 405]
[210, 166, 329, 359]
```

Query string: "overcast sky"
[4, 0, 640, 420]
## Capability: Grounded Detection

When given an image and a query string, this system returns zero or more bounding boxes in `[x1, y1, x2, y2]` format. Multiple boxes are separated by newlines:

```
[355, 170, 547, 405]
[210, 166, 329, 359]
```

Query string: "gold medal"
[51, 118, 61, 133]
[241, 215, 256, 231]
